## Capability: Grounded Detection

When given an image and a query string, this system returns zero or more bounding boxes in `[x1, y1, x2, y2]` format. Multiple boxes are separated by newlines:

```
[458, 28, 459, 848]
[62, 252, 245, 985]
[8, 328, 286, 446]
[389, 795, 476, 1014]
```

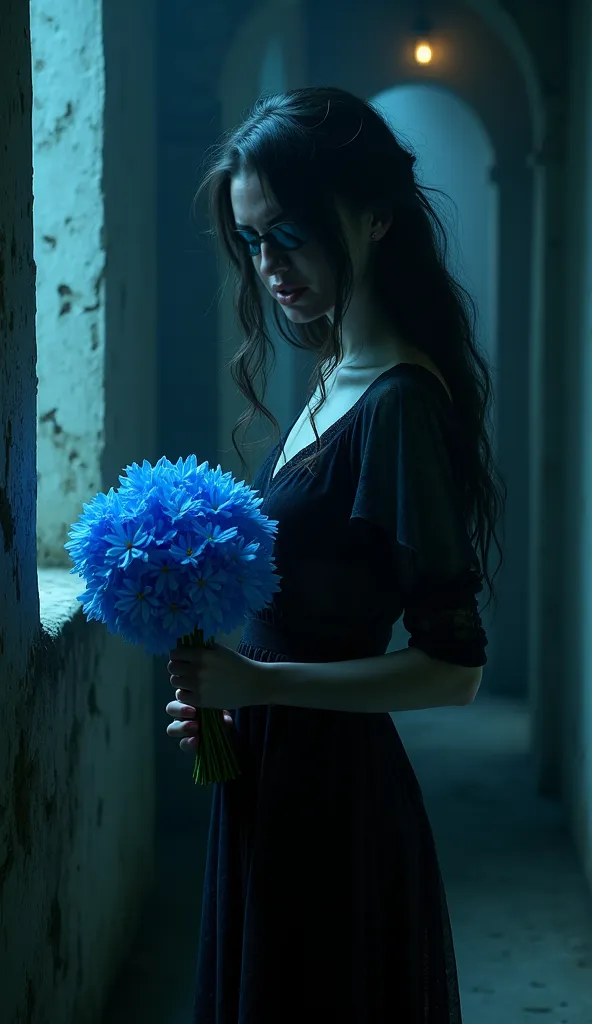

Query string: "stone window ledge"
[37, 567, 84, 638]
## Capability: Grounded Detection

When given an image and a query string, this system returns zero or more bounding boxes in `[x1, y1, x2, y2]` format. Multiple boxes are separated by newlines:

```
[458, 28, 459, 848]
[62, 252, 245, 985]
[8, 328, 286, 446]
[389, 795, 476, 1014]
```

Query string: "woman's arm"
[258, 646, 482, 714]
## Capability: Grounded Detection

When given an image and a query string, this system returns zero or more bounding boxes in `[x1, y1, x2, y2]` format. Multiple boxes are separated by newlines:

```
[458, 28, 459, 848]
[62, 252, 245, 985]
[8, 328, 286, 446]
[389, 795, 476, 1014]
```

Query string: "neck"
[330, 283, 402, 369]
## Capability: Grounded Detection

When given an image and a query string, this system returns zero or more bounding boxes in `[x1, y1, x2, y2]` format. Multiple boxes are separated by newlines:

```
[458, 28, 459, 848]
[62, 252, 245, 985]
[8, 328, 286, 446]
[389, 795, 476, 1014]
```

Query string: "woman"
[165, 87, 504, 1023]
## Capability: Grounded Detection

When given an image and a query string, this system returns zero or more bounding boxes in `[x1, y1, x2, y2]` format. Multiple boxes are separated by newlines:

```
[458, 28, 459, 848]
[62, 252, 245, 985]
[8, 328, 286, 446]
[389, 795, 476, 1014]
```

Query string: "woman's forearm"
[259, 646, 481, 713]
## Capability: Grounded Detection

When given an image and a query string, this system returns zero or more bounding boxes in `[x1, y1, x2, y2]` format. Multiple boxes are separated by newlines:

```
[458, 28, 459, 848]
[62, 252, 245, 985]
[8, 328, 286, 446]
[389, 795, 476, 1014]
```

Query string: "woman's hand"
[165, 702, 234, 754]
[167, 641, 270, 712]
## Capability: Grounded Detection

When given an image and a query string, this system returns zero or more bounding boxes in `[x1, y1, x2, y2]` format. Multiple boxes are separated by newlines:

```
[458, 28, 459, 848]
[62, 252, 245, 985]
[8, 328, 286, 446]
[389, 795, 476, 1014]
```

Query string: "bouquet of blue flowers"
[65, 456, 280, 785]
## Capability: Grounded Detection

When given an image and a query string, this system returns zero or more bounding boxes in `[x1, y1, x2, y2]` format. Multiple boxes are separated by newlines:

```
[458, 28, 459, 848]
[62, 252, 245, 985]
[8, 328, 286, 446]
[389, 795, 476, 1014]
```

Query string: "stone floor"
[101, 695, 592, 1023]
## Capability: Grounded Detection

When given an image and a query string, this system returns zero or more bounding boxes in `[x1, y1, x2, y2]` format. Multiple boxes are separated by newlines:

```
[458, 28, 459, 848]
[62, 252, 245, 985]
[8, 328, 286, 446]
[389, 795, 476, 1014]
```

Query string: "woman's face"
[230, 170, 364, 324]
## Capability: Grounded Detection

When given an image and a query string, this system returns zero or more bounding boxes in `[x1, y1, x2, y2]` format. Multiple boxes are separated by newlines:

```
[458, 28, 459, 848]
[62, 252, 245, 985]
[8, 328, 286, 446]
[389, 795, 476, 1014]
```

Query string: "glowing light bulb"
[414, 41, 433, 65]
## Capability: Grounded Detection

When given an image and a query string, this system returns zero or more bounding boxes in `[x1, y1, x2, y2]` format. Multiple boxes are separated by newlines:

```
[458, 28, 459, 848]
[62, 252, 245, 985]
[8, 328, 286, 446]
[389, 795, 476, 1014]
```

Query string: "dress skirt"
[192, 637, 463, 1024]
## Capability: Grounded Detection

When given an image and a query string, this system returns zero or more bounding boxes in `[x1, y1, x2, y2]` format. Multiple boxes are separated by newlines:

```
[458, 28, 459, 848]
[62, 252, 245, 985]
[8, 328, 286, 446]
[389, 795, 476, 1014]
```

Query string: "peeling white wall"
[32, 0, 106, 567]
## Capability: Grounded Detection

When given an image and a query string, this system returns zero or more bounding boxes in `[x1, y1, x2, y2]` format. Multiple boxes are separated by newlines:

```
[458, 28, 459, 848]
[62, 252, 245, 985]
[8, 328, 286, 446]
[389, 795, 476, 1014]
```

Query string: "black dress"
[192, 363, 487, 1024]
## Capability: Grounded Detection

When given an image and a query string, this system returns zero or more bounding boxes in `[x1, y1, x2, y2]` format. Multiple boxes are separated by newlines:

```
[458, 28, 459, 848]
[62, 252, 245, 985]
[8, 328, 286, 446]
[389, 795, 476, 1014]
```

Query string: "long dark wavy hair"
[195, 86, 505, 598]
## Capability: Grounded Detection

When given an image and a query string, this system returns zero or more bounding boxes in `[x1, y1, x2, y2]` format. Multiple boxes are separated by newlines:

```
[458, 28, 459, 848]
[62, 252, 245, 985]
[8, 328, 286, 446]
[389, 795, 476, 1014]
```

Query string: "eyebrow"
[234, 213, 287, 232]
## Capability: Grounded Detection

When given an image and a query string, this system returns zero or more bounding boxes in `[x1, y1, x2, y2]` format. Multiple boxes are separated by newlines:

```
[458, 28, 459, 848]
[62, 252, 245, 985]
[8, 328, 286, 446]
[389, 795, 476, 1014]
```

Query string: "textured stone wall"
[32, 0, 107, 568]
[0, 0, 39, 658]
[0, 33, 42, 1020]
[1, 0, 158, 1021]
[2, 578, 153, 1024]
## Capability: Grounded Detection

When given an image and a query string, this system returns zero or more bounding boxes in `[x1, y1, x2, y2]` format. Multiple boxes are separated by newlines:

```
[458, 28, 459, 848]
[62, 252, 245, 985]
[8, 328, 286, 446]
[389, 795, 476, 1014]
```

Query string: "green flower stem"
[180, 628, 241, 787]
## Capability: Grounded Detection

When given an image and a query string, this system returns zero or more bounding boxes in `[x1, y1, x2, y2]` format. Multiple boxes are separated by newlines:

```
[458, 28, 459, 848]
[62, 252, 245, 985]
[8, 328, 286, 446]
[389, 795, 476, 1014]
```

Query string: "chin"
[281, 299, 332, 325]
[283, 309, 323, 324]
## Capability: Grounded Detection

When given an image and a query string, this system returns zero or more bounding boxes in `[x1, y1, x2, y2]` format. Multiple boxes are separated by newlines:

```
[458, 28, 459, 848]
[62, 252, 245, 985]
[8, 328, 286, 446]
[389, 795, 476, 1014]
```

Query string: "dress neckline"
[268, 361, 451, 488]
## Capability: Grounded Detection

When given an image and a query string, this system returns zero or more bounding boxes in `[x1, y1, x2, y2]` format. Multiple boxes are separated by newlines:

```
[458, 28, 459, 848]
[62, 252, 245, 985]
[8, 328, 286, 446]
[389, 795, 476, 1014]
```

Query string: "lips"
[272, 284, 306, 296]
[272, 284, 309, 307]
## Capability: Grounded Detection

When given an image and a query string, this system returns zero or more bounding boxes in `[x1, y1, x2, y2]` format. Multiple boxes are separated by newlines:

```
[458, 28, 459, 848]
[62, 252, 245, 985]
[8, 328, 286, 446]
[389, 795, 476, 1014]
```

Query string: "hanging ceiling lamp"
[412, 3, 433, 66]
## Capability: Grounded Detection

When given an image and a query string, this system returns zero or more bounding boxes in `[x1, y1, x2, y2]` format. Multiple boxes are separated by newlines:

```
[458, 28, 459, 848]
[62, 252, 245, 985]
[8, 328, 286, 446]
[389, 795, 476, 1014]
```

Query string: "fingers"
[165, 704, 235, 756]
[166, 717, 199, 739]
[175, 687, 195, 704]
[166, 700, 198, 747]
[166, 699, 196, 719]
[167, 656, 197, 675]
[166, 701, 234, 725]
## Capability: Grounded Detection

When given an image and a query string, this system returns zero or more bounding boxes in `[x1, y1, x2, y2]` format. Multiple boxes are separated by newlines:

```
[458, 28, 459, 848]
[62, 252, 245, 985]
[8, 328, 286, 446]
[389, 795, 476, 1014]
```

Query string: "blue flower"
[104, 520, 153, 569]
[189, 561, 228, 606]
[115, 577, 160, 624]
[161, 594, 195, 634]
[65, 457, 281, 655]
[193, 520, 238, 547]
[145, 548, 181, 595]
[169, 533, 208, 568]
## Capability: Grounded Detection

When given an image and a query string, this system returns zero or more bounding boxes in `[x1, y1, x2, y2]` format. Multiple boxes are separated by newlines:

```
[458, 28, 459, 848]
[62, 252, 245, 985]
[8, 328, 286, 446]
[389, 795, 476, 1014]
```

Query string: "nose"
[259, 239, 289, 276]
